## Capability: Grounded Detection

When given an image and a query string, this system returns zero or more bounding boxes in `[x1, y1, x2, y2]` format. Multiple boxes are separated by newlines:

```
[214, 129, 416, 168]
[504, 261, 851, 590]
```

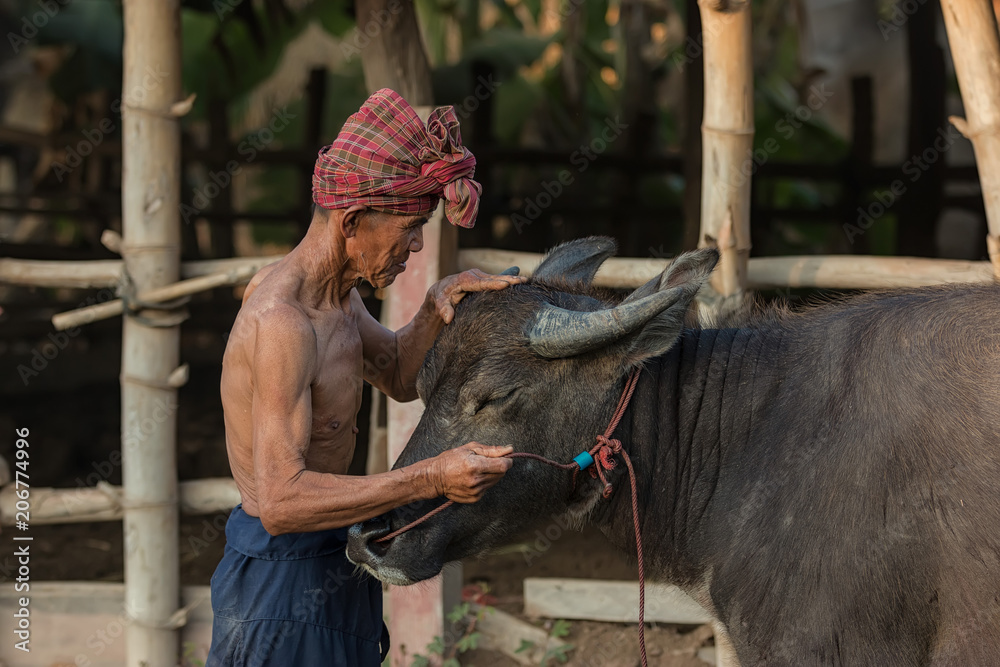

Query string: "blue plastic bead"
[573, 451, 594, 470]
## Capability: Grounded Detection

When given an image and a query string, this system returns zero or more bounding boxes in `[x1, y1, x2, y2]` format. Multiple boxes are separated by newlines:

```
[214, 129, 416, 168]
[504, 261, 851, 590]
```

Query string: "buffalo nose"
[347, 515, 393, 563]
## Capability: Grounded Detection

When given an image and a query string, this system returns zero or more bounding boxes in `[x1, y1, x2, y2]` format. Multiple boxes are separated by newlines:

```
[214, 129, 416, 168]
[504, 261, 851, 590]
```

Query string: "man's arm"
[356, 269, 525, 402]
[250, 307, 513, 535]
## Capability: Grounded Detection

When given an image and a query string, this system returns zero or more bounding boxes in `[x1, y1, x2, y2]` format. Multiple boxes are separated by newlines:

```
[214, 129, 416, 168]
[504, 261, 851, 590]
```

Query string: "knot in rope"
[590, 434, 622, 498]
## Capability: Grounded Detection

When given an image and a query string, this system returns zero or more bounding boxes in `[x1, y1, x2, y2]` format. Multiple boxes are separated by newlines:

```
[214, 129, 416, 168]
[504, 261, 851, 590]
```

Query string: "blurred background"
[0, 0, 994, 618]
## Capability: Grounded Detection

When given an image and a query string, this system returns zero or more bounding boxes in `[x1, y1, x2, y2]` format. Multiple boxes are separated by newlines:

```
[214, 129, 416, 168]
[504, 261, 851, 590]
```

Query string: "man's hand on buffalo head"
[423, 441, 514, 503]
[429, 268, 527, 324]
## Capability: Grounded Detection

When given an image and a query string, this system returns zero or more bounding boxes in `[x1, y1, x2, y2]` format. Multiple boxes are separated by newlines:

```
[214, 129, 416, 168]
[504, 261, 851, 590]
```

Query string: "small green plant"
[515, 618, 575, 665]
[180, 641, 206, 667]
[410, 591, 492, 667]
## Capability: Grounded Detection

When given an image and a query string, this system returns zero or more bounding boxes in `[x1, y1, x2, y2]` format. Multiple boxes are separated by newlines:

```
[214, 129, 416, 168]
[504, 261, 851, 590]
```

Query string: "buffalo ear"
[533, 236, 617, 286]
[617, 248, 719, 364]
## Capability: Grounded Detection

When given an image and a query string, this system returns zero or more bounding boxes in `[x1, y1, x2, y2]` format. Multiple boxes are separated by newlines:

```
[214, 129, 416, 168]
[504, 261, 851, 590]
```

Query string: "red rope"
[375, 453, 579, 544]
[373, 369, 647, 667]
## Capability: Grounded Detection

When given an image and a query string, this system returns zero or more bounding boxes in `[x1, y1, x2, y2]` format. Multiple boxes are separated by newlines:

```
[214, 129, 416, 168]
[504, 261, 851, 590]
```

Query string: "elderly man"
[207, 89, 523, 666]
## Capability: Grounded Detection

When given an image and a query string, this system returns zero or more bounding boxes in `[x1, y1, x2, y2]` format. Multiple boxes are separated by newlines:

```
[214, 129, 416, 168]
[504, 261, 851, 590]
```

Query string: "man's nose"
[410, 225, 424, 253]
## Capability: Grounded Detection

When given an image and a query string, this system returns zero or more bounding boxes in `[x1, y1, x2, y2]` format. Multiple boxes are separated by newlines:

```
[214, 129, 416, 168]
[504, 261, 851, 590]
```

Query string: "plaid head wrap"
[312, 88, 481, 228]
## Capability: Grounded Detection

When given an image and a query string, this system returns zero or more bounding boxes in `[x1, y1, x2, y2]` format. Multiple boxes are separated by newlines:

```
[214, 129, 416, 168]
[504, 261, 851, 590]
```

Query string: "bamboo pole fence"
[119, 1, 184, 664]
[697, 0, 754, 301]
[940, 0, 1000, 280]
[0, 252, 993, 300]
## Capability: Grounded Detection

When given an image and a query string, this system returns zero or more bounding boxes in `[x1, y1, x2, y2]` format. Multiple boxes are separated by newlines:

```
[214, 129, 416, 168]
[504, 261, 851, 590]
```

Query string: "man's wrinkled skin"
[219, 204, 524, 535]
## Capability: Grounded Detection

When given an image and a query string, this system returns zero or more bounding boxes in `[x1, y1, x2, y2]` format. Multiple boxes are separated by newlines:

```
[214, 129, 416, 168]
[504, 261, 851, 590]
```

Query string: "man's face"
[354, 210, 429, 288]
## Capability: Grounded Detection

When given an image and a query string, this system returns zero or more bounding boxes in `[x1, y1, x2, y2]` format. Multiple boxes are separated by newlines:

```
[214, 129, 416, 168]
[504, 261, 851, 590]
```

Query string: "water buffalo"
[348, 237, 1000, 666]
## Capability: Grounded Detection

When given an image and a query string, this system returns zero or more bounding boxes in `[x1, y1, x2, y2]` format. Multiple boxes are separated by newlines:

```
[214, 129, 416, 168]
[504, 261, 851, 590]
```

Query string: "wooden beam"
[523, 578, 711, 625]
[0, 478, 240, 526]
[4, 250, 991, 295]
[51, 264, 259, 331]
[0, 255, 282, 288]
[941, 0, 1000, 278]
[457, 248, 994, 289]
[0, 583, 213, 667]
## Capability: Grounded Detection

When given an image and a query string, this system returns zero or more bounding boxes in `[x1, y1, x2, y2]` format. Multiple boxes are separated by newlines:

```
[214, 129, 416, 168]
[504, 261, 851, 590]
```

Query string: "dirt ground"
[14, 521, 715, 666]
[2, 370, 714, 666]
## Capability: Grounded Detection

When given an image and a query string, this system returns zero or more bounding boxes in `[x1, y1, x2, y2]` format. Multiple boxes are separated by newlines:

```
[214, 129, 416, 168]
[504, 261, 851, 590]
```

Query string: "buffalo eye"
[470, 387, 520, 416]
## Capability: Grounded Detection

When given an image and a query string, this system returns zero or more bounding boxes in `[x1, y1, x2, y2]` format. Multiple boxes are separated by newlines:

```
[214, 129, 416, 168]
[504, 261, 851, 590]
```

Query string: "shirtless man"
[207, 89, 523, 666]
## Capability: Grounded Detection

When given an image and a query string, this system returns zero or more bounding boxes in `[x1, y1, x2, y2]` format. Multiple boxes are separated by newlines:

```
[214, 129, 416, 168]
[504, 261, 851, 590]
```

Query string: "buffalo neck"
[591, 325, 785, 587]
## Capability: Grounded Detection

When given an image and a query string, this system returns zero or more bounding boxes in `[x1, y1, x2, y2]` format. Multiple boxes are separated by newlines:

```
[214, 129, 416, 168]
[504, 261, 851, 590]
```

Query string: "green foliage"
[181, 0, 354, 119]
[410, 598, 490, 667]
[515, 638, 535, 654]
[181, 641, 206, 667]
[541, 642, 574, 664]
[32, 0, 123, 103]
[446, 602, 472, 623]
[512, 619, 575, 666]
[549, 619, 572, 639]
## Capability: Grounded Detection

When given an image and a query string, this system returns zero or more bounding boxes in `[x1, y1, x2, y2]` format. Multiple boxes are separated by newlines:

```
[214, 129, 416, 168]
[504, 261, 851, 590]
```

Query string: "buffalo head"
[347, 237, 718, 584]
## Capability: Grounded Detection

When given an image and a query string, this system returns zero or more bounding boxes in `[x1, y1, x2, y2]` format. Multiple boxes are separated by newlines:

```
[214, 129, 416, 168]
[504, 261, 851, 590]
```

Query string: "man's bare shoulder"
[245, 299, 316, 354]
[241, 261, 281, 306]
[229, 266, 317, 360]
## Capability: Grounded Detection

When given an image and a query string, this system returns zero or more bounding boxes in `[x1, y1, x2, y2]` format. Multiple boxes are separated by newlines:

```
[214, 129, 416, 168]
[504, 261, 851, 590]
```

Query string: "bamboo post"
[940, 0, 1000, 279]
[697, 0, 754, 306]
[120, 1, 183, 664]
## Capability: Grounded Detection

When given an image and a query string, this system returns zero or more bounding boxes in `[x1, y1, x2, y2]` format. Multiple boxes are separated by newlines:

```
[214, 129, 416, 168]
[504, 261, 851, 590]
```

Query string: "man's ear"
[340, 204, 369, 239]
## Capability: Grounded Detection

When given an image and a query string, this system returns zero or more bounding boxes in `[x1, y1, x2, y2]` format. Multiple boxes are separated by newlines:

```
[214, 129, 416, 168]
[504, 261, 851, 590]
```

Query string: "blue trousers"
[207, 505, 388, 666]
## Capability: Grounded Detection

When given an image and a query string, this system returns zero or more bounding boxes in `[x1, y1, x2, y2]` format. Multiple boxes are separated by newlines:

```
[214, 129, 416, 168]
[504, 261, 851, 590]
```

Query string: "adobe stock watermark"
[842, 124, 962, 244]
[16, 284, 120, 386]
[73, 600, 152, 666]
[451, 74, 501, 120]
[50, 64, 170, 182]
[214, 0, 248, 20]
[669, 8, 745, 72]
[54, 394, 178, 518]
[180, 105, 296, 224]
[877, 0, 933, 40]
[340, 0, 404, 61]
[722, 82, 835, 191]
[538, 0, 586, 25]
[510, 116, 629, 234]
[182, 511, 231, 560]
[522, 508, 578, 566]
[6, 0, 72, 54]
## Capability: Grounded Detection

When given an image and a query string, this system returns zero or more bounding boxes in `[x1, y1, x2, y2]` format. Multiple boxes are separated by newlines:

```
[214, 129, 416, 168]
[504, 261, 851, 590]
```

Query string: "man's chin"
[374, 266, 406, 288]
[368, 274, 397, 289]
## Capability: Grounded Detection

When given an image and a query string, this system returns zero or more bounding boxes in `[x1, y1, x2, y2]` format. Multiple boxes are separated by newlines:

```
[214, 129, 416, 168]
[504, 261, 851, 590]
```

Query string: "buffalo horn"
[528, 287, 684, 358]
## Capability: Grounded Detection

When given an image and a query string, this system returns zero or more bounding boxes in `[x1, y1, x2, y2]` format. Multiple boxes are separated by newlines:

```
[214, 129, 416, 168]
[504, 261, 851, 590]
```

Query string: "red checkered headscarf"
[312, 88, 481, 228]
